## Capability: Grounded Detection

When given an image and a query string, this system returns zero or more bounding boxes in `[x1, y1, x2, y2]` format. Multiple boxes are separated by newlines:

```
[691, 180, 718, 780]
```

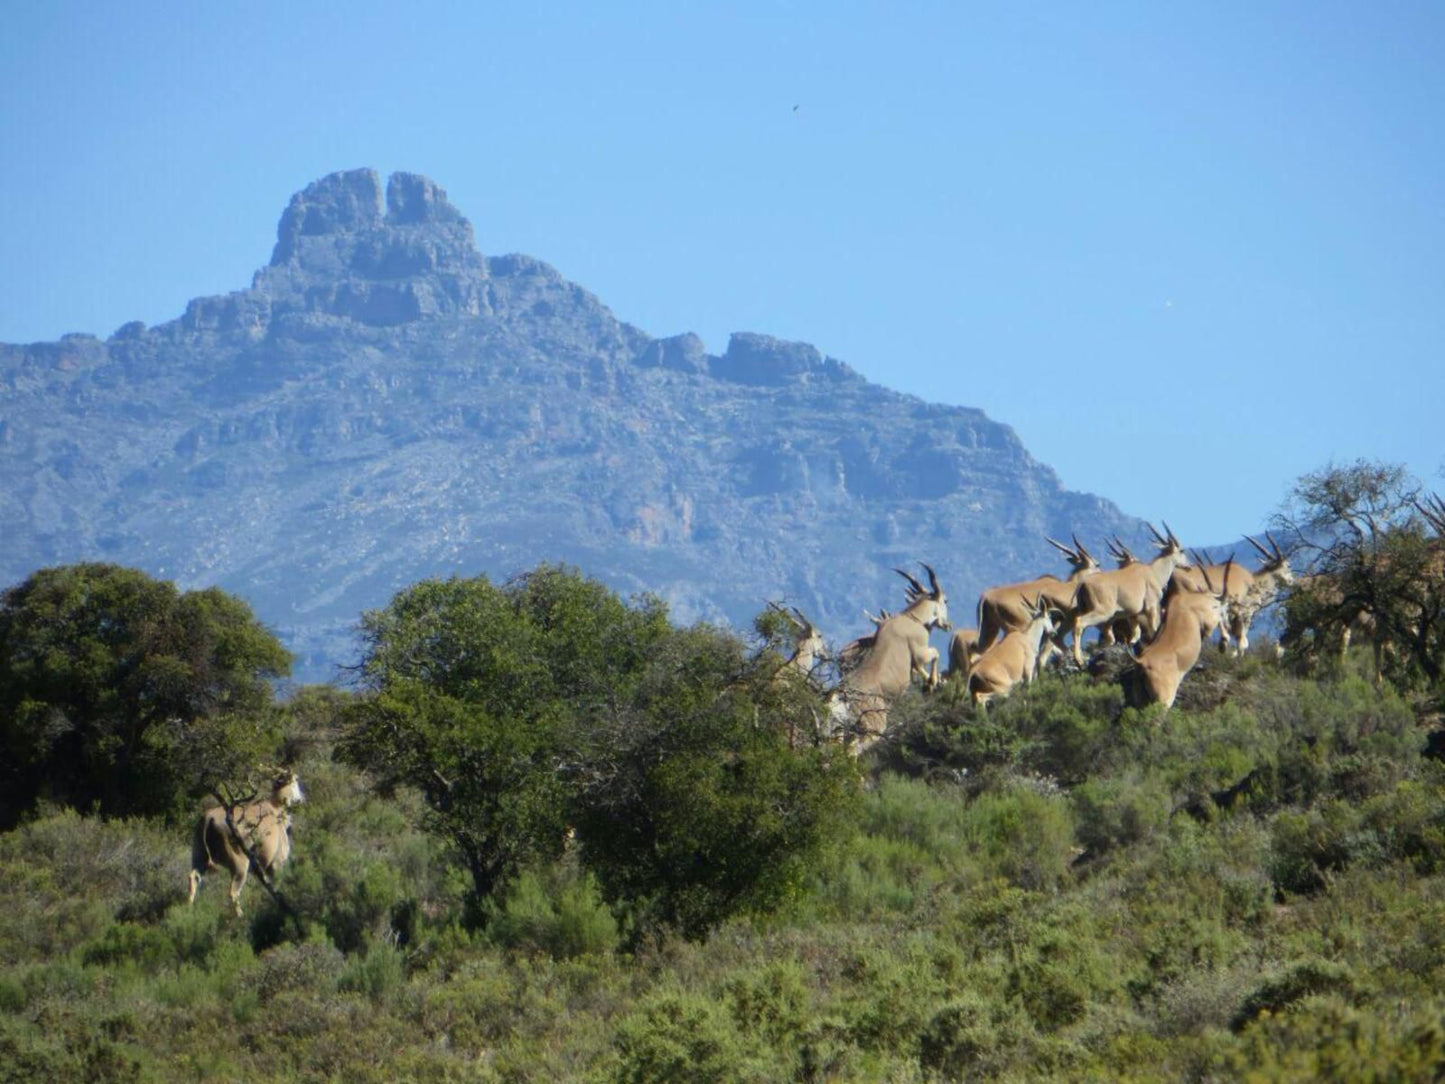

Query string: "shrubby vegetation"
[0, 563, 291, 827]
[3, 466, 1445, 1079]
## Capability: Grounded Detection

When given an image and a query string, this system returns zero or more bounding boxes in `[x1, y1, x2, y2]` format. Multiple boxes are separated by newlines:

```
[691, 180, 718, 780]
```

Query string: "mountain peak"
[247, 169, 486, 327]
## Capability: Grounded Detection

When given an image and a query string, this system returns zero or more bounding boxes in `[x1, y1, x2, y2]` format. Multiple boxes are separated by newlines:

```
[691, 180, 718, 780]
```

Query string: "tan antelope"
[967, 595, 1057, 708]
[1069, 523, 1192, 665]
[974, 535, 1101, 663]
[1280, 494, 1445, 679]
[831, 563, 950, 751]
[1129, 557, 1231, 710]
[1172, 534, 1293, 656]
[767, 602, 826, 678]
[946, 627, 981, 684]
[188, 769, 305, 917]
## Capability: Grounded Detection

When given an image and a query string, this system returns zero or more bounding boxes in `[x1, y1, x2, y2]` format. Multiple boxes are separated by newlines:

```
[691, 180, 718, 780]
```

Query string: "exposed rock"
[0, 169, 1150, 680]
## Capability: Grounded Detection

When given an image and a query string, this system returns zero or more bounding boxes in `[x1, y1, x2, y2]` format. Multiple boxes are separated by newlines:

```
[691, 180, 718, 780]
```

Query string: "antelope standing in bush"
[1129, 557, 1231, 710]
[188, 768, 305, 917]
[832, 564, 950, 751]
[974, 535, 1100, 663]
[768, 602, 826, 677]
[967, 595, 1057, 708]
[946, 626, 981, 684]
[1173, 533, 1293, 656]
[1070, 523, 1191, 664]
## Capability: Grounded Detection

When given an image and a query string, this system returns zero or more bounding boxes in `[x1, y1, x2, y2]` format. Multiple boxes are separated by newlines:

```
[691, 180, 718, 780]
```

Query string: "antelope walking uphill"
[831, 563, 950, 753]
[188, 768, 305, 917]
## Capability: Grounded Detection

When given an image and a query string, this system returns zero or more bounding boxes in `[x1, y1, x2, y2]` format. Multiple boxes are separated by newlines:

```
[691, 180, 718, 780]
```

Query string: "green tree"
[338, 566, 673, 911]
[339, 564, 858, 935]
[570, 623, 859, 938]
[0, 563, 292, 826]
[1276, 460, 1445, 685]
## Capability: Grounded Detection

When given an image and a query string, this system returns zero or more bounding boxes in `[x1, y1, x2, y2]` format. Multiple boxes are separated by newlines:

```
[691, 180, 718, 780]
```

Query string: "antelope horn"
[1072, 533, 1096, 563]
[894, 567, 927, 597]
[1196, 560, 1216, 595]
[1045, 536, 1077, 558]
[921, 562, 942, 597]
[789, 607, 815, 633]
[1244, 534, 1273, 560]
[1265, 531, 1285, 560]
[1163, 521, 1181, 547]
[1146, 521, 1168, 545]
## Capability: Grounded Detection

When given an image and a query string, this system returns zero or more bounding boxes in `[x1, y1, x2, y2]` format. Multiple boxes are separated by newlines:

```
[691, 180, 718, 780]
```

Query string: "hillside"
[2, 650, 1443, 1081]
[0, 169, 1142, 679]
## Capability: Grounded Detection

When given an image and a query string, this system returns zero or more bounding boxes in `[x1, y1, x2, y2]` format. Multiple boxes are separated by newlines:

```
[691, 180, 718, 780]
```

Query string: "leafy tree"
[1275, 460, 1445, 685]
[339, 564, 858, 935]
[338, 565, 672, 912]
[0, 563, 292, 826]
[570, 623, 859, 938]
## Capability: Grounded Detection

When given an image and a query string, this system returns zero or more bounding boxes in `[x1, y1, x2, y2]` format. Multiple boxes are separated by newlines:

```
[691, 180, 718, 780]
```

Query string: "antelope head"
[1245, 531, 1294, 585]
[1046, 534, 1100, 575]
[261, 765, 305, 807]
[895, 563, 950, 630]
[1148, 521, 1192, 570]
[1108, 536, 1138, 567]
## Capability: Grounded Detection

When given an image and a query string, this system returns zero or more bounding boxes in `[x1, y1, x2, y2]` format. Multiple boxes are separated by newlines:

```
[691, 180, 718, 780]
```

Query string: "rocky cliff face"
[0, 169, 1142, 680]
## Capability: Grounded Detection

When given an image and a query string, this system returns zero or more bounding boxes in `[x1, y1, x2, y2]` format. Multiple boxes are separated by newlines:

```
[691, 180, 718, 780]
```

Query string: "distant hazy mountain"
[0, 169, 1146, 681]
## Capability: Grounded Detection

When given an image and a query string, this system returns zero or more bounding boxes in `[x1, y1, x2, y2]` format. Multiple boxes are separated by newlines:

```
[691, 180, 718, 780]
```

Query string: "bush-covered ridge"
[2, 638, 1444, 1080]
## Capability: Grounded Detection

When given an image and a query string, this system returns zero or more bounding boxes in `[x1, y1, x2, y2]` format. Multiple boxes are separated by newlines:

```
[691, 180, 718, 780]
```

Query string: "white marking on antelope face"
[278, 774, 305, 806]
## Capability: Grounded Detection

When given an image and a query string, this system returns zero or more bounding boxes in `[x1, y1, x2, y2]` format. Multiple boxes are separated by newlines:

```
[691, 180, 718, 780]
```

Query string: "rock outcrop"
[0, 170, 1146, 680]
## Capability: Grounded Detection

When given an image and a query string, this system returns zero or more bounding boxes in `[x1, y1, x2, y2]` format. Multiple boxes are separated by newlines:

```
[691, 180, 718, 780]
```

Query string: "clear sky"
[3, 2, 1440, 546]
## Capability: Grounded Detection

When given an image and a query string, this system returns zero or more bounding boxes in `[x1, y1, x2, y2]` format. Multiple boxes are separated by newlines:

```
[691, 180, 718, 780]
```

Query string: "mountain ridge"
[0, 169, 1144, 680]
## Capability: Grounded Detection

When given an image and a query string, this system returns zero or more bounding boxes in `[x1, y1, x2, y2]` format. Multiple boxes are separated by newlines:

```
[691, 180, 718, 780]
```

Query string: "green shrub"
[257, 938, 344, 1001]
[961, 779, 1078, 892]
[918, 992, 1005, 1078]
[724, 959, 811, 1048]
[612, 991, 768, 1083]
[1072, 772, 1171, 856]
[487, 867, 620, 959]
[1231, 958, 1356, 1032]
[80, 921, 174, 972]
[1227, 996, 1445, 1081]
[337, 939, 406, 1004]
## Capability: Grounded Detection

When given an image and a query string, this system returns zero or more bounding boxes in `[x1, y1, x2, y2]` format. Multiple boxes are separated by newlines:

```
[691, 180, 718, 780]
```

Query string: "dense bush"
[340, 566, 859, 937]
[3, 555, 1445, 1081]
[0, 564, 292, 826]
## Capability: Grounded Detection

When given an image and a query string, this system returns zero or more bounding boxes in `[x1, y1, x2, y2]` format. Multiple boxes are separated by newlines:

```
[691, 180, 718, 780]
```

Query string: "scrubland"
[3, 642, 1443, 1083]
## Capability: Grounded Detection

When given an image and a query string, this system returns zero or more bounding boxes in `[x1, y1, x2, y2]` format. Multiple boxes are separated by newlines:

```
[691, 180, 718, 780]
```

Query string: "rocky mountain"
[0, 169, 1145, 681]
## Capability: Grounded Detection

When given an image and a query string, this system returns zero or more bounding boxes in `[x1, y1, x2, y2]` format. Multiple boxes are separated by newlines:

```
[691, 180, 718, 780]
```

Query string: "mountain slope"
[0, 169, 1142, 679]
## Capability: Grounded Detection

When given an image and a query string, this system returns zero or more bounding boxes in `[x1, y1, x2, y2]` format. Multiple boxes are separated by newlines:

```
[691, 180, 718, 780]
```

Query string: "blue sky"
[3, 2, 1440, 546]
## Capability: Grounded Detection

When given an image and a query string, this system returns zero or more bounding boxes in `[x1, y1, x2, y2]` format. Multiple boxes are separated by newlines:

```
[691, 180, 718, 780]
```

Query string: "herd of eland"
[778, 521, 1306, 752]
[193, 505, 1421, 909]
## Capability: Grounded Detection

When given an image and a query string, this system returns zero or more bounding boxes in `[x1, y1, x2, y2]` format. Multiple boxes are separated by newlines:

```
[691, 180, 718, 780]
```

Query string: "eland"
[1128, 556, 1231, 710]
[967, 595, 1058, 708]
[1069, 523, 1192, 665]
[974, 535, 1101, 664]
[188, 768, 305, 917]
[831, 563, 950, 752]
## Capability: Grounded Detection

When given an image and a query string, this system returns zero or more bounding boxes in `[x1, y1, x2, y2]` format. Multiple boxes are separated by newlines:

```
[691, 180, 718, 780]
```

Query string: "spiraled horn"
[921, 562, 942, 597]
[1244, 534, 1273, 561]
[1266, 530, 1286, 560]
[894, 567, 926, 598]
[1146, 521, 1168, 546]
[1045, 536, 1076, 558]
[1162, 521, 1181, 547]
[1195, 557, 1216, 595]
